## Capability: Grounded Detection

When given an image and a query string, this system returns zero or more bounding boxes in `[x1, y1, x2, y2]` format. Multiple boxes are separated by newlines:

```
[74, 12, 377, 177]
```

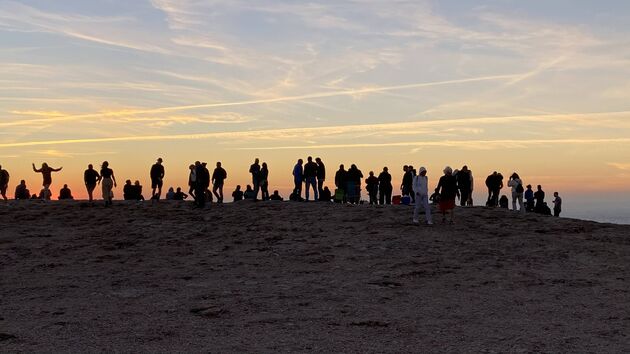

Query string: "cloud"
[607, 162, 630, 171]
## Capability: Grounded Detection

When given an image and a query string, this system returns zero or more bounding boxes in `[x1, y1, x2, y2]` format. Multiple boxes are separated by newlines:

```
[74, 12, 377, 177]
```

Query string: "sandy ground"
[1, 200, 629, 353]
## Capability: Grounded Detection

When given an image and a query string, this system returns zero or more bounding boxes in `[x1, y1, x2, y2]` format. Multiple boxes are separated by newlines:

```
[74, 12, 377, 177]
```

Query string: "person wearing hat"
[412, 166, 432, 225]
[150, 157, 165, 201]
[436, 166, 459, 223]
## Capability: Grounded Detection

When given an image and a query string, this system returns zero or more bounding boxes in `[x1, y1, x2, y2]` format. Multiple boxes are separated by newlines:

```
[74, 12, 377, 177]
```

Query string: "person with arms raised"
[32, 162, 62, 200]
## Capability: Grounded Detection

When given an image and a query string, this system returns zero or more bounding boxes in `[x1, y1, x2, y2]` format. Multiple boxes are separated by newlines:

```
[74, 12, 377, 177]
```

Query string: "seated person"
[232, 185, 244, 201]
[269, 190, 284, 201]
[133, 180, 145, 201]
[15, 180, 30, 200]
[123, 180, 134, 200]
[165, 187, 175, 200]
[319, 186, 332, 202]
[499, 195, 509, 209]
[173, 187, 188, 201]
[58, 184, 73, 200]
[243, 185, 255, 200]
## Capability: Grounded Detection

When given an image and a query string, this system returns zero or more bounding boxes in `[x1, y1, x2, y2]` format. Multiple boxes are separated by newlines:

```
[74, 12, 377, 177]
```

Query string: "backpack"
[516, 183, 524, 193]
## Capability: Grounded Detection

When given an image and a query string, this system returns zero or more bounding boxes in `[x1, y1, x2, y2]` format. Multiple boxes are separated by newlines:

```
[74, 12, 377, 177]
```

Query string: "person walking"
[378, 167, 392, 205]
[507, 172, 525, 213]
[212, 162, 227, 203]
[150, 158, 165, 201]
[84, 164, 101, 203]
[0, 165, 10, 201]
[32, 162, 62, 199]
[412, 167, 432, 225]
[99, 161, 117, 207]
[303, 156, 319, 201]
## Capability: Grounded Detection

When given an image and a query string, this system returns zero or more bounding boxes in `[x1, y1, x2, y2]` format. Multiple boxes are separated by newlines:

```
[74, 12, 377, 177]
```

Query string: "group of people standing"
[486, 171, 562, 217]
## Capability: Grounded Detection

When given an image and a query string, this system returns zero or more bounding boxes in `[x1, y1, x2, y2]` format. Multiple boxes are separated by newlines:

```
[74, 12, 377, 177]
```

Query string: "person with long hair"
[32, 162, 62, 200]
[99, 161, 117, 207]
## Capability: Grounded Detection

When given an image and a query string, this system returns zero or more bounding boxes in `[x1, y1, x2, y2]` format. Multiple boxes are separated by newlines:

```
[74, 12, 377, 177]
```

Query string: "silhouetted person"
[99, 161, 116, 206]
[232, 185, 243, 202]
[401, 165, 413, 201]
[14, 180, 30, 200]
[165, 187, 175, 200]
[456, 165, 473, 207]
[485, 171, 503, 207]
[378, 167, 392, 205]
[84, 164, 100, 202]
[413, 167, 432, 225]
[31, 194, 38, 200]
[436, 166, 459, 223]
[58, 184, 73, 200]
[32, 162, 62, 199]
[212, 161, 227, 203]
[365, 171, 379, 205]
[188, 164, 197, 199]
[0, 165, 9, 201]
[293, 159, 303, 199]
[534, 185, 545, 213]
[249, 158, 261, 200]
[334, 164, 347, 203]
[320, 186, 332, 202]
[194, 162, 209, 208]
[134, 180, 145, 201]
[507, 172, 525, 213]
[173, 187, 188, 201]
[315, 157, 326, 197]
[150, 157, 165, 201]
[243, 185, 256, 200]
[553, 192, 562, 217]
[346, 164, 363, 204]
[303, 156, 318, 201]
[270, 190, 284, 201]
[260, 162, 270, 201]
[39, 188, 51, 200]
[123, 180, 134, 200]
[524, 184, 535, 212]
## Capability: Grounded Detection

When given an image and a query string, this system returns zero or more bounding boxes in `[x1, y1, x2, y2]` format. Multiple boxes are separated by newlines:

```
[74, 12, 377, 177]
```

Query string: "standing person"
[194, 161, 208, 208]
[187, 163, 197, 199]
[99, 161, 116, 207]
[507, 172, 525, 213]
[260, 162, 270, 201]
[32, 162, 62, 199]
[401, 165, 413, 200]
[524, 185, 535, 212]
[365, 171, 379, 205]
[150, 158, 165, 201]
[412, 167, 432, 225]
[534, 185, 545, 213]
[0, 165, 10, 201]
[303, 156, 319, 201]
[249, 158, 261, 200]
[334, 164, 347, 203]
[552, 192, 562, 217]
[346, 164, 363, 204]
[83, 164, 100, 203]
[212, 162, 227, 203]
[436, 166, 459, 224]
[378, 167, 392, 205]
[456, 165, 473, 207]
[292, 159, 304, 199]
[315, 157, 326, 197]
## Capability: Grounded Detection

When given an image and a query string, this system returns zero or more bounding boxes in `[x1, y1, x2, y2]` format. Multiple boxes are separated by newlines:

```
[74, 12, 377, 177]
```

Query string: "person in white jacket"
[507, 172, 525, 213]
[412, 166, 433, 225]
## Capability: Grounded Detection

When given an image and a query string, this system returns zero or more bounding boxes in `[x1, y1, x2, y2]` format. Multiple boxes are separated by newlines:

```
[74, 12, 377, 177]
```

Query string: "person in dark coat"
[378, 167, 392, 205]
[436, 166, 459, 223]
[365, 171, 379, 205]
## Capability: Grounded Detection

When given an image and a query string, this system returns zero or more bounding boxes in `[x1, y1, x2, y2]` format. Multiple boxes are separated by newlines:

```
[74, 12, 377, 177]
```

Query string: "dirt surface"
[1, 201, 629, 352]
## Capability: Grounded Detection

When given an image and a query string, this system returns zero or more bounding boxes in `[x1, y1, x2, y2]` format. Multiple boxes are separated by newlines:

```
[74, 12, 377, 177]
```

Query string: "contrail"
[1, 73, 520, 128]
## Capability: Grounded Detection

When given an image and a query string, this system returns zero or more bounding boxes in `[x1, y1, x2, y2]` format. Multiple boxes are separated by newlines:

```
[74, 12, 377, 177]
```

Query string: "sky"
[1, 0, 630, 211]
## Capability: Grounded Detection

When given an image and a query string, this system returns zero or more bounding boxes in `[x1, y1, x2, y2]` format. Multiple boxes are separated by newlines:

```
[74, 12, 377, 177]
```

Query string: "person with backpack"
[507, 172, 525, 213]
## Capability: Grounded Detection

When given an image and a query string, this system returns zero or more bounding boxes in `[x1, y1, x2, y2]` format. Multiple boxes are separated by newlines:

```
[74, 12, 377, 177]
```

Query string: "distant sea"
[549, 194, 630, 225]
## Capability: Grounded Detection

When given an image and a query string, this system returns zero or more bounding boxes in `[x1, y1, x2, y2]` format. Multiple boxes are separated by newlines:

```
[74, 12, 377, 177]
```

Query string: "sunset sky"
[1, 0, 630, 204]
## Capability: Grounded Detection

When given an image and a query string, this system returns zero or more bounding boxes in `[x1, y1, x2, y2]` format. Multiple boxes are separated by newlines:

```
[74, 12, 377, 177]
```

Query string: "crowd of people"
[0, 159, 563, 222]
